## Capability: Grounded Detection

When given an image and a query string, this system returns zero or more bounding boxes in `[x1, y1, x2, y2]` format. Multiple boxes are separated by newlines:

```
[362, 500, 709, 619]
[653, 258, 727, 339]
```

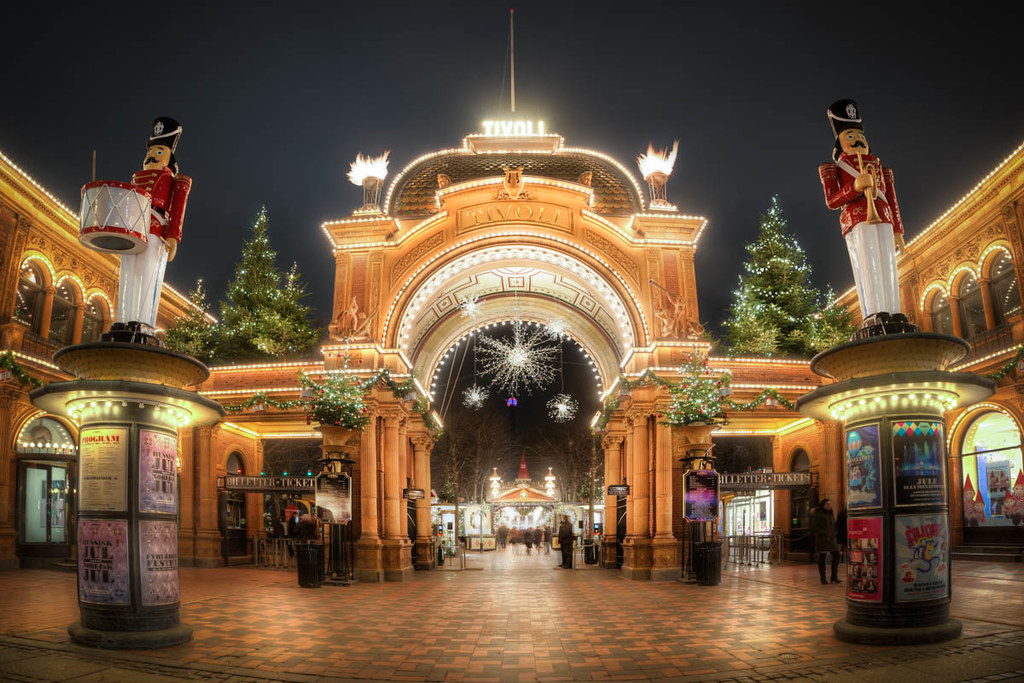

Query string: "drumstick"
[91, 150, 96, 182]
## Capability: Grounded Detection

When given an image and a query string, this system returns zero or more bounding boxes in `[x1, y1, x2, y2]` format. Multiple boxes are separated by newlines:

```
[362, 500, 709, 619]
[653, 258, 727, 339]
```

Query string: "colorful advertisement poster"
[895, 513, 949, 603]
[847, 516, 882, 602]
[79, 427, 128, 512]
[316, 473, 352, 523]
[892, 421, 946, 506]
[78, 519, 129, 605]
[846, 424, 882, 508]
[139, 520, 179, 606]
[684, 470, 720, 522]
[139, 429, 177, 514]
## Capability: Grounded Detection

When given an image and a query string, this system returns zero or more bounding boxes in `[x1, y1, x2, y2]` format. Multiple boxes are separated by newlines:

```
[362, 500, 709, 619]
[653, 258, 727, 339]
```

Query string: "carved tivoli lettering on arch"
[584, 229, 639, 283]
[393, 231, 444, 281]
[456, 201, 572, 235]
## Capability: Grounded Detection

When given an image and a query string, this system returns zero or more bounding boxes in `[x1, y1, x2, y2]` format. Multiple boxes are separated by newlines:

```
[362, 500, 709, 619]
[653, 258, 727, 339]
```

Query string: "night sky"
[4, 2, 1024, 337]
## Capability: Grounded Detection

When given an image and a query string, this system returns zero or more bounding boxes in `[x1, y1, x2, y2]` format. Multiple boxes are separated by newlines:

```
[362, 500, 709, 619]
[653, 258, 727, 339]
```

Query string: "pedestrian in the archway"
[558, 517, 574, 568]
[810, 499, 840, 584]
[543, 524, 552, 554]
[524, 527, 535, 554]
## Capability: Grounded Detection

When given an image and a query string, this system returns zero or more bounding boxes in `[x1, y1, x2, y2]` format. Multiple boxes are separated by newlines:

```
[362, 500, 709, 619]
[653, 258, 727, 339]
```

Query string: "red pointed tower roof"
[517, 451, 530, 481]
[963, 474, 975, 493]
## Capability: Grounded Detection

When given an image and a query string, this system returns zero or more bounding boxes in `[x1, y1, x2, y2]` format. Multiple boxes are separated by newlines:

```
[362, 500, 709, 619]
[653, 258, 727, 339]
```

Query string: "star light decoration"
[462, 383, 489, 410]
[460, 295, 481, 319]
[478, 320, 558, 395]
[546, 393, 579, 422]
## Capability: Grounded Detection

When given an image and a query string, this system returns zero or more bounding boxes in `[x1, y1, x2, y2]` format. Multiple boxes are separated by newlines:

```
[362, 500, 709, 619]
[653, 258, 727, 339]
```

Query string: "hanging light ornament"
[545, 319, 568, 340]
[462, 383, 489, 410]
[460, 295, 481, 319]
[478, 319, 558, 395]
[546, 393, 579, 422]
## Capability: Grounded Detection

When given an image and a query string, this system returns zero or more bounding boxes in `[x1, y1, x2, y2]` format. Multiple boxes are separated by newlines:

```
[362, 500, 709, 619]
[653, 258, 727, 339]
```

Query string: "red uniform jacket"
[819, 153, 903, 237]
[131, 167, 191, 242]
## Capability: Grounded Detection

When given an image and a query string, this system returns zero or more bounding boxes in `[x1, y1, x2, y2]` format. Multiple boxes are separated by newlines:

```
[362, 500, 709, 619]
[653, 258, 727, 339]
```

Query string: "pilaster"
[411, 433, 435, 570]
[622, 407, 652, 580]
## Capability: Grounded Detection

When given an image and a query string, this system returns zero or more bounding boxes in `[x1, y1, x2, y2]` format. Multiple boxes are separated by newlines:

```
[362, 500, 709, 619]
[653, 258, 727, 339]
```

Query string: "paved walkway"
[1, 549, 1023, 682]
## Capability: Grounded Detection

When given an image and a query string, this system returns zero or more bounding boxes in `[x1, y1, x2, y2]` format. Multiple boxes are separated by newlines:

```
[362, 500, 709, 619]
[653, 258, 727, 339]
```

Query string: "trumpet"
[857, 153, 883, 224]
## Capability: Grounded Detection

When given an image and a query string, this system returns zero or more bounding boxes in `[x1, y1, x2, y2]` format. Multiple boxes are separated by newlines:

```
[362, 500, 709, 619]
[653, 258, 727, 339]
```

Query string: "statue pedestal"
[797, 333, 992, 645]
[31, 343, 223, 649]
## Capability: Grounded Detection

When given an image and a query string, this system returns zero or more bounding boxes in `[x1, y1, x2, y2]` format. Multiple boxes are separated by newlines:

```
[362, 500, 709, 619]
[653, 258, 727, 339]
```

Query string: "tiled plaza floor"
[2, 548, 1024, 682]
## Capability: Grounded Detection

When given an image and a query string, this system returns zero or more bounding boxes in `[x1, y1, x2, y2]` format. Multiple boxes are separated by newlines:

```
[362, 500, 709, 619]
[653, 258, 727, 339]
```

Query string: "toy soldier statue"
[115, 117, 192, 340]
[819, 100, 912, 334]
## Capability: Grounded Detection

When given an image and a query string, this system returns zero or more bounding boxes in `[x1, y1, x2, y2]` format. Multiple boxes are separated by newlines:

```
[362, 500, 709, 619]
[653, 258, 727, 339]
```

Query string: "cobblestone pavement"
[1, 549, 1023, 682]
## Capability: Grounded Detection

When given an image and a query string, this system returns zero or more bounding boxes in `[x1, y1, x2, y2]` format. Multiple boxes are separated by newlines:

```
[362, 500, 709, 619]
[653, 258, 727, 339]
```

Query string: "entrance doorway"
[15, 416, 76, 568]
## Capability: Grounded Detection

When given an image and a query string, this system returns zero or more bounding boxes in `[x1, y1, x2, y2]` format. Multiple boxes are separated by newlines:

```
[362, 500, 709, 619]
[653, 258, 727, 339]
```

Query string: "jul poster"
[78, 519, 130, 605]
[139, 429, 177, 514]
[847, 516, 882, 602]
[895, 513, 949, 603]
[892, 421, 946, 506]
[846, 424, 882, 508]
[139, 520, 179, 606]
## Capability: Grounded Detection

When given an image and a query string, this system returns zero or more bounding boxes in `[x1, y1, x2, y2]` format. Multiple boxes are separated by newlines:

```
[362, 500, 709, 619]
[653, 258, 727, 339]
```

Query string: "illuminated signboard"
[480, 120, 547, 136]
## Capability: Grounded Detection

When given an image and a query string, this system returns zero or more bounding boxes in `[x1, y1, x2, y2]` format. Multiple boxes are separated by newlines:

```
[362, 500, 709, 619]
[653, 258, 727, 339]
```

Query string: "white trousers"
[845, 221, 900, 319]
[117, 234, 168, 329]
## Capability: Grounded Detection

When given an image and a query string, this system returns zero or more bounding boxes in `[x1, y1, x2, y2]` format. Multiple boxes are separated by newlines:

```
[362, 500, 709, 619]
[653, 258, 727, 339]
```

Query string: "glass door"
[20, 461, 69, 544]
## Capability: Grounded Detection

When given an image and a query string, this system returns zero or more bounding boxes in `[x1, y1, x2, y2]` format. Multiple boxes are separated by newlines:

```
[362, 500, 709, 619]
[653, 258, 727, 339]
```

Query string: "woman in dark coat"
[810, 499, 840, 584]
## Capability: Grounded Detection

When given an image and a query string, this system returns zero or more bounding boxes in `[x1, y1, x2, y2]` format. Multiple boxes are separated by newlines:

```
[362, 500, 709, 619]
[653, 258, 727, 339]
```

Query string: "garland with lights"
[984, 345, 1024, 383]
[0, 352, 43, 388]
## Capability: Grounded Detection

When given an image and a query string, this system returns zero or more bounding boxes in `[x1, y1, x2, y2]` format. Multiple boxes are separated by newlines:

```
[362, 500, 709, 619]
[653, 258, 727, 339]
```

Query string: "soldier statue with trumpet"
[819, 99, 912, 333]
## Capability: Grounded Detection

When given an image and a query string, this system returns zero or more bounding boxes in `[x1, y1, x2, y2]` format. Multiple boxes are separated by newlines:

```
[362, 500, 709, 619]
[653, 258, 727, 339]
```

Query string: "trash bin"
[295, 543, 324, 588]
[694, 541, 723, 586]
[583, 541, 599, 564]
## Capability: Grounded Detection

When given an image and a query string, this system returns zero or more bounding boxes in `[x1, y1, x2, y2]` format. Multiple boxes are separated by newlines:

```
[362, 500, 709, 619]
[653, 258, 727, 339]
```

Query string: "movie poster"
[892, 421, 946, 506]
[846, 424, 882, 508]
[79, 427, 128, 512]
[316, 472, 352, 523]
[139, 429, 177, 514]
[139, 520, 179, 606]
[78, 519, 129, 605]
[895, 513, 949, 603]
[684, 470, 720, 522]
[847, 516, 882, 602]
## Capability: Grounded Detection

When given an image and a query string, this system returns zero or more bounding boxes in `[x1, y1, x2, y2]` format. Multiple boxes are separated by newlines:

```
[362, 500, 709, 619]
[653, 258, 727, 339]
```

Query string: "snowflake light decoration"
[478, 320, 558, 395]
[462, 383, 489, 410]
[545, 319, 568, 340]
[546, 393, 579, 422]
[460, 295, 481, 319]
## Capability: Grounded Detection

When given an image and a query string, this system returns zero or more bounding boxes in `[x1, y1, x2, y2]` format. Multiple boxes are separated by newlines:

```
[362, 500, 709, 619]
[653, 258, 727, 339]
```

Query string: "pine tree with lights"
[164, 279, 218, 362]
[662, 351, 730, 426]
[300, 371, 371, 430]
[725, 196, 840, 357]
[218, 208, 320, 361]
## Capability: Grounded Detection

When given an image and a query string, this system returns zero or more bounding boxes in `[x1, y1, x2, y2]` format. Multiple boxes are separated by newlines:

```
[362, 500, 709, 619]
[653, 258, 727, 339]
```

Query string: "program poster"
[846, 424, 882, 509]
[316, 472, 352, 523]
[79, 427, 128, 512]
[139, 520, 179, 605]
[139, 429, 177, 514]
[78, 519, 129, 605]
[892, 421, 946, 506]
[847, 517, 882, 602]
[895, 513, 949, 603]
[684, 470, 720, 522]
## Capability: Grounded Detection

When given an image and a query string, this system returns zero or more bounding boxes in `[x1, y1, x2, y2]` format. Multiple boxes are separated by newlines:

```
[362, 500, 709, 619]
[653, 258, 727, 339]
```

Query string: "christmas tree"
[662, 351, 730, 426]
[218, 208, 320, 361]
[725, 196, 852, 357]
[164, 279, 218, 362]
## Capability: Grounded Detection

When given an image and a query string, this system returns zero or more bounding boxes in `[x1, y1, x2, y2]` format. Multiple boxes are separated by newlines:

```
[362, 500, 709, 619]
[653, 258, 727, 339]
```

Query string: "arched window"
[959, 410, 1022, 529]
[989, 251, 1021, 325]
[14, 263, 45, 333]
[81, 296, 106, 343]
[48, 281, 77, 345]
[930, 290, 954, 336]
[957, 273, 987, 338]
[226, 452, 245, 476]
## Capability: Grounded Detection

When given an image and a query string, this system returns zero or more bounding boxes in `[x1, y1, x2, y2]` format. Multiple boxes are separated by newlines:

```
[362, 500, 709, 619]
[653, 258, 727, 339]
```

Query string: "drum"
[79, 180, 151, 255]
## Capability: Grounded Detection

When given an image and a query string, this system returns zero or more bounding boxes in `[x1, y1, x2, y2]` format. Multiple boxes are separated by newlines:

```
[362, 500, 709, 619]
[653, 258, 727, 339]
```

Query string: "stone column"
[651, 418, 680, 580]
[355, 410, 383, 582]
[411, 434, 434, 569]
[949, 296, 963, 338]
[820, 421, 844, 505]
[622, 408, 652, 580]
[0, 388, 21, 569]
[191, 426, 221, 567]
[37, 286, 55, 340]
[71, 302, 85, 344]
[978, 279, 997, 329]
[601, 435, 623, 567]
[381, 409, 412, 581]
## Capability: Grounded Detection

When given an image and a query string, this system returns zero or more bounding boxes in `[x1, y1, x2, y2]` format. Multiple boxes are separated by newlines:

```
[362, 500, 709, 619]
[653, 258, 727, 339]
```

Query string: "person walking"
[810, 499, 840, 584]
[558, 517, 575, 568]
[543, 524, 552, 555]
[524, 527, 535, 554]
[532, 526, 543, 554]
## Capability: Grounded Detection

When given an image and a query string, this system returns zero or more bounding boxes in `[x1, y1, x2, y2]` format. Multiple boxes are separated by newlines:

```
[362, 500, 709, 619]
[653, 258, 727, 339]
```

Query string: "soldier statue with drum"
[78, 117, 192, 343]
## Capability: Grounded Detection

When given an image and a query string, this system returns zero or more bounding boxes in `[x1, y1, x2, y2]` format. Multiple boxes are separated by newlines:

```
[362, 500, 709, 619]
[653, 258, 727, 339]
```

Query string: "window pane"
[14, 265, 43, 329]
[960, 412, 1022, 528]
[990, 252, 1021, 323]
[958, 275, 987, 338]
[81, 297, 105, 343]
[49, 301, 71, 344]
[930, 291, 954, 335]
